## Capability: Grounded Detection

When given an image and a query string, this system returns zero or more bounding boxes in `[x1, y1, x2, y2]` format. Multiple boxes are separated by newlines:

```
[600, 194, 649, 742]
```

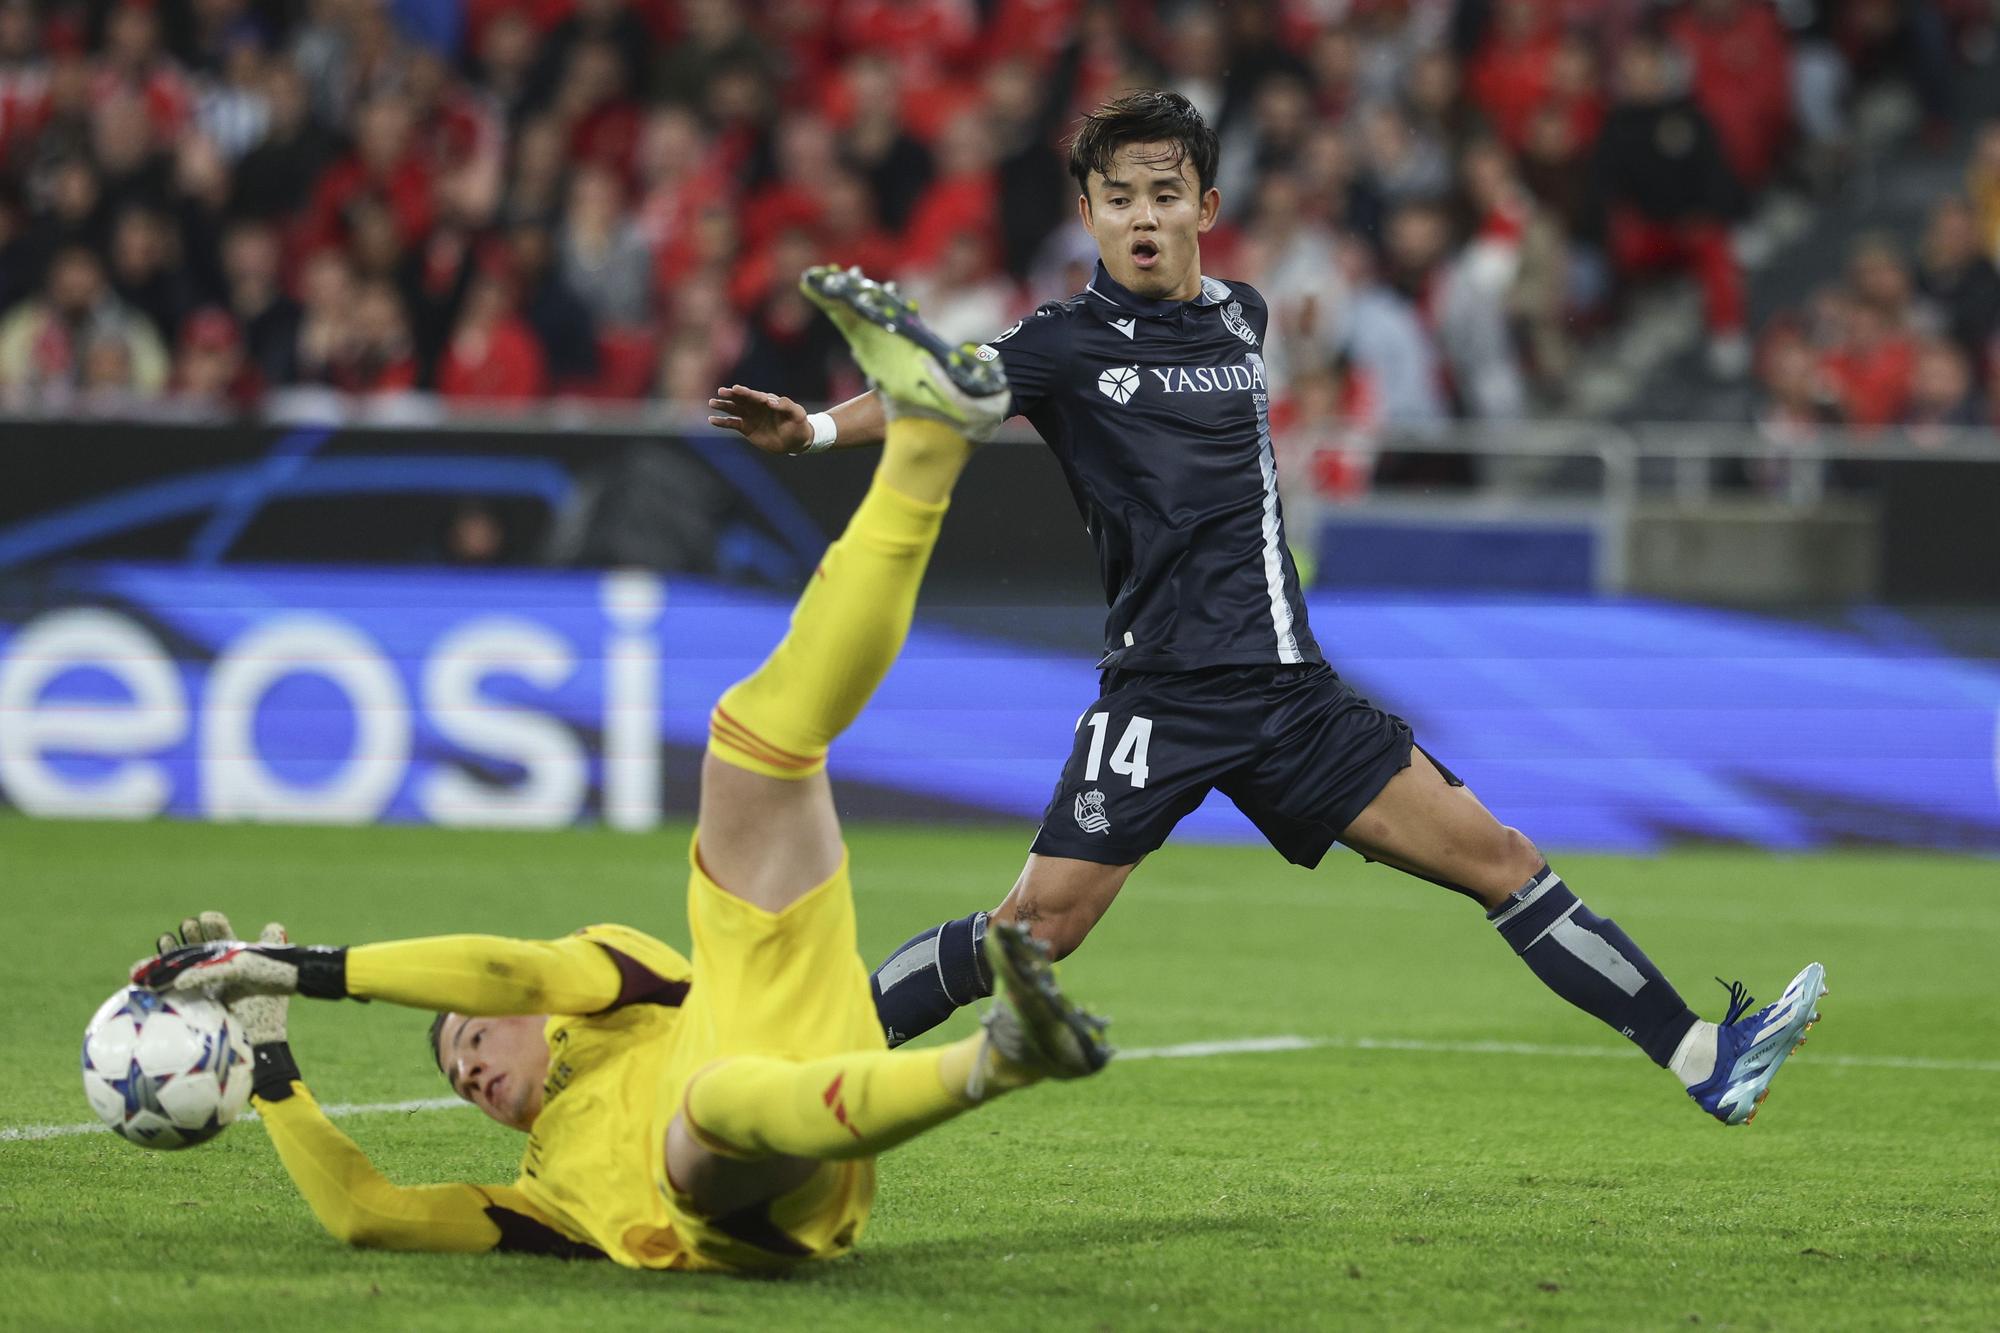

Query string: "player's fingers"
[179, 916, 202, 946]
[199, 910, 234, 942]
[259, 922, 287, 945]
[155, 932, 178, 957]
[708, 416, 745, 432]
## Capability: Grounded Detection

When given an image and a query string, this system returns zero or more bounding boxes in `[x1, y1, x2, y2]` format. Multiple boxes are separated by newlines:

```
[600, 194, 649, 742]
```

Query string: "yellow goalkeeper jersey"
[507, 923, 696, 1265]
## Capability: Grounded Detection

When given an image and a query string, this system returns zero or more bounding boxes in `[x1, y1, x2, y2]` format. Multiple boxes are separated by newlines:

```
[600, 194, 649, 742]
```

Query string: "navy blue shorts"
[1028, 663, 1420, 869]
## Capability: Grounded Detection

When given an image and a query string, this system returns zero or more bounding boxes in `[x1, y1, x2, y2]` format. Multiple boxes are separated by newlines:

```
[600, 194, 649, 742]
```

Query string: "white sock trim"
[1669, 1021, 1720, 1088]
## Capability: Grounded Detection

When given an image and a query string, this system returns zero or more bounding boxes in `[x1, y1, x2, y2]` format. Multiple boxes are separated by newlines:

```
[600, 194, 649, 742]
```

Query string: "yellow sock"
[874, 415, 974, 505]
[684, 1040, 997, 1163]
[708, 417, 972, 778]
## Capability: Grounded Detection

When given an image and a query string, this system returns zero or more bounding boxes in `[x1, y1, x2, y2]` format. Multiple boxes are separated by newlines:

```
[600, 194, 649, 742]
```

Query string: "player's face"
[439, 1013, 549, 1132]
[1079, 141, 1220, 303]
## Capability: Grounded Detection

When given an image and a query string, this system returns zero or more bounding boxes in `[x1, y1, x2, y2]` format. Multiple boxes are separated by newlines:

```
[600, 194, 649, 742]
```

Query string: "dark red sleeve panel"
[590, 943, 693, 1012]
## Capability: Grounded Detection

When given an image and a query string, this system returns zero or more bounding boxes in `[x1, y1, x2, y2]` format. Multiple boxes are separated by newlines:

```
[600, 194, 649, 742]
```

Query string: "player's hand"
[148, 913, 292, 1045]
[154, 909, 237, 958]
[134, 932, 345, 1002]
[708, 384, 812, 455]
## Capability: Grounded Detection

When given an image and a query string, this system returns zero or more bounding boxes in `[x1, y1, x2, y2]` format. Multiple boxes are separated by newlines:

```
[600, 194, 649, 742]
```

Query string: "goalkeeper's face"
[1079, 141, 1220, 304]
[438, 1012, 550, 1132]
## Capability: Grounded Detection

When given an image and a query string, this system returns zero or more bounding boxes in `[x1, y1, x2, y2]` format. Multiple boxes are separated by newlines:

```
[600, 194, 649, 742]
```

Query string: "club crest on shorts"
[1074, 788, 1111, 834]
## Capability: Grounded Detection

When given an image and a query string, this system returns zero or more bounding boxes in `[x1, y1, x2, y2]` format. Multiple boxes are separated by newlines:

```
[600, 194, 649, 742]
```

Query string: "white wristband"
[801, 412, 837, 454]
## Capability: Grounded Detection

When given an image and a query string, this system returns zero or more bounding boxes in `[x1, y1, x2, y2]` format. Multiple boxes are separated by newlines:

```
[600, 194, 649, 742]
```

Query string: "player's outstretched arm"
[707, 385, 887, 453]
[146, 913, 563, 1255]
[136, 932, 631, 1016]
[257, 1082, 530, 1253]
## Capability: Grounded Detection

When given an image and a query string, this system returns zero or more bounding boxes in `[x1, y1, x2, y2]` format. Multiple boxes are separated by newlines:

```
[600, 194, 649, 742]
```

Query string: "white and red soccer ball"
[81, 986, 252, 1149]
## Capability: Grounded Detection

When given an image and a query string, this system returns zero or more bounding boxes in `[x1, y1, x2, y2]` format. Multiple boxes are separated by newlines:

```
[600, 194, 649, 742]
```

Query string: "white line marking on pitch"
[0, 1094, 473, 1142]
[9, 1035, 1996, 1143]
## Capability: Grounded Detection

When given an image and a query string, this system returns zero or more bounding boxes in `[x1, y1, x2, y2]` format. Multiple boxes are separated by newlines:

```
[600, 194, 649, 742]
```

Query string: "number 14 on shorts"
[1079, 712, 1153, 788]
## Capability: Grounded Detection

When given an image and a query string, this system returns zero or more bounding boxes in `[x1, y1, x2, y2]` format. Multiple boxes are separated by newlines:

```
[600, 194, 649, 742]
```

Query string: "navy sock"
[870, 912, 993, 1047]
[1488, 866, 1698, 1067]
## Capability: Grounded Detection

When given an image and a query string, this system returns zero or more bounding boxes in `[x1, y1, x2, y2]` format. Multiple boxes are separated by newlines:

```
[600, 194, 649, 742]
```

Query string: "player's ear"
[1076, 190, 1095, 237]
[1197, 187, 1221, 233]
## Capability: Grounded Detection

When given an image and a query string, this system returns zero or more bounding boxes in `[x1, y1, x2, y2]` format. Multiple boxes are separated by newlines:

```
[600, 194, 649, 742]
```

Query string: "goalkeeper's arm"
[149, 914, 599, 1257]
[252, 1052, 503, 1252]
[252, 1055, 595, 1257]
[139, 933, 629, 1015]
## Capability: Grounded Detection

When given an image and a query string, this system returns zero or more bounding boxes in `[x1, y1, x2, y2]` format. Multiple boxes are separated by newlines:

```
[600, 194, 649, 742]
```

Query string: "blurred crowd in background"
[1, 0, 1998, 465]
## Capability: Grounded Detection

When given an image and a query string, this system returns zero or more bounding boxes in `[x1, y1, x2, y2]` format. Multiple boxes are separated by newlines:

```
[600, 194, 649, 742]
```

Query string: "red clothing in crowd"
[1609, 210, 1747, 333]
[463, 0, 575, 46]
[304, 151, 436, 253]
[90, 63, 191, 144]
[438, 316, 548, 400]
[1667, 1, 1794, 191]
[831, 0, 981, 138]
[0, 66, 48, 169]
[739, 180, 824, 256]
[1467, 23, 1562, 149]
[328, 354, 418, 396]
[985, 0, 1083, 65]
[728, 221, 902, 311]
[833, 0, 979, 73]
[567, 98, 642, 176]
[1271, 371, 1382, 502]
[415, 87, 498, 176]
[900, 172, 998, 272]
[818, 225, 902, 278]
[1819, 336, 1917, 427]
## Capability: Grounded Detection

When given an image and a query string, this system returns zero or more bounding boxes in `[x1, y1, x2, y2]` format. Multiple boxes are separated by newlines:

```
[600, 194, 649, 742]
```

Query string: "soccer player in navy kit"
[710, 91, 1824, 1126]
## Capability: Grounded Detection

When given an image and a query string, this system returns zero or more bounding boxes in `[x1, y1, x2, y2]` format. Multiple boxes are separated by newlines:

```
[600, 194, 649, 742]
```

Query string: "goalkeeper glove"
[134, 930, 349, 1001]
[145, 913, 314, 1101]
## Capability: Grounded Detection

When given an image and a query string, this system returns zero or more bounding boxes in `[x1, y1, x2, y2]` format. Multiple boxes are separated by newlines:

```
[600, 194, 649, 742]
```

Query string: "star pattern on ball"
[105, 1057, 175, 1123]
[112, 989, 172, 1026]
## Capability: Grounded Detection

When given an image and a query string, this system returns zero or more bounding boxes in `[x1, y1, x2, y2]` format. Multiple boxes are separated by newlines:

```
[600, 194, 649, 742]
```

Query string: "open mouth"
[486, 1074, 506, 1110]
[1131, 238, 1159, 270]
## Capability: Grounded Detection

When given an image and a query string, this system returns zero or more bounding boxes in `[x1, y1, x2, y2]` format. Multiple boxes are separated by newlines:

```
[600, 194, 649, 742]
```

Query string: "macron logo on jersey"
[1098, 366, 1141, 403]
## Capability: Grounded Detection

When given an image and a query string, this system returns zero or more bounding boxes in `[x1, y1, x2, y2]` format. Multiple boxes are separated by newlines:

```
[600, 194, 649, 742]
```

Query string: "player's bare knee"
[1499, 825, 1544, 880]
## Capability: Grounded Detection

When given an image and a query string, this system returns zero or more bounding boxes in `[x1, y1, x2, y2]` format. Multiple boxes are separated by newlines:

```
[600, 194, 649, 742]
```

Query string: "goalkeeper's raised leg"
[670, 266, 1106, 1227]
[698, 265, 1009, 905]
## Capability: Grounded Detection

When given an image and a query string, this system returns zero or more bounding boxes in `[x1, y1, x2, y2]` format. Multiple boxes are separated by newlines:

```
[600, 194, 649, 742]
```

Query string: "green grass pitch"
[4, 816, 1997, 1331]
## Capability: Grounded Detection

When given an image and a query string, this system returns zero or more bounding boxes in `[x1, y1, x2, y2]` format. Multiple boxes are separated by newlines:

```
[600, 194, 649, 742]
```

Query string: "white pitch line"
[9, 1035, 1997, 1144]
[0, 1095, 473, 1143]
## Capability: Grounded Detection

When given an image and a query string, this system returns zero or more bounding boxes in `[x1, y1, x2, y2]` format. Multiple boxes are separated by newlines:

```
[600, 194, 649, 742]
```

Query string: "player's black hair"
[1066, 89, 1220, 198]
[427, 1011, 449, 1075]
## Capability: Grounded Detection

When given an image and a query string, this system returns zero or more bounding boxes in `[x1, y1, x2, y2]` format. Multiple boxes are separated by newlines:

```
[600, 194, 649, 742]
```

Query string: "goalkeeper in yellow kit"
[134, 267, 1111, 1273]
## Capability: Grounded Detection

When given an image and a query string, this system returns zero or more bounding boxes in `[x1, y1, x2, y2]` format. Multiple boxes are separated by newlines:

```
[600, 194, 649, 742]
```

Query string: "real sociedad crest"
[1221, 300, 1257, 345]
[1074, 789, 1111, 834]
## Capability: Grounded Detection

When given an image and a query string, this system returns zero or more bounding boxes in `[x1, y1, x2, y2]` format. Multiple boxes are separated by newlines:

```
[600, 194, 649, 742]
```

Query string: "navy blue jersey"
[982, 261, 1322, 673]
